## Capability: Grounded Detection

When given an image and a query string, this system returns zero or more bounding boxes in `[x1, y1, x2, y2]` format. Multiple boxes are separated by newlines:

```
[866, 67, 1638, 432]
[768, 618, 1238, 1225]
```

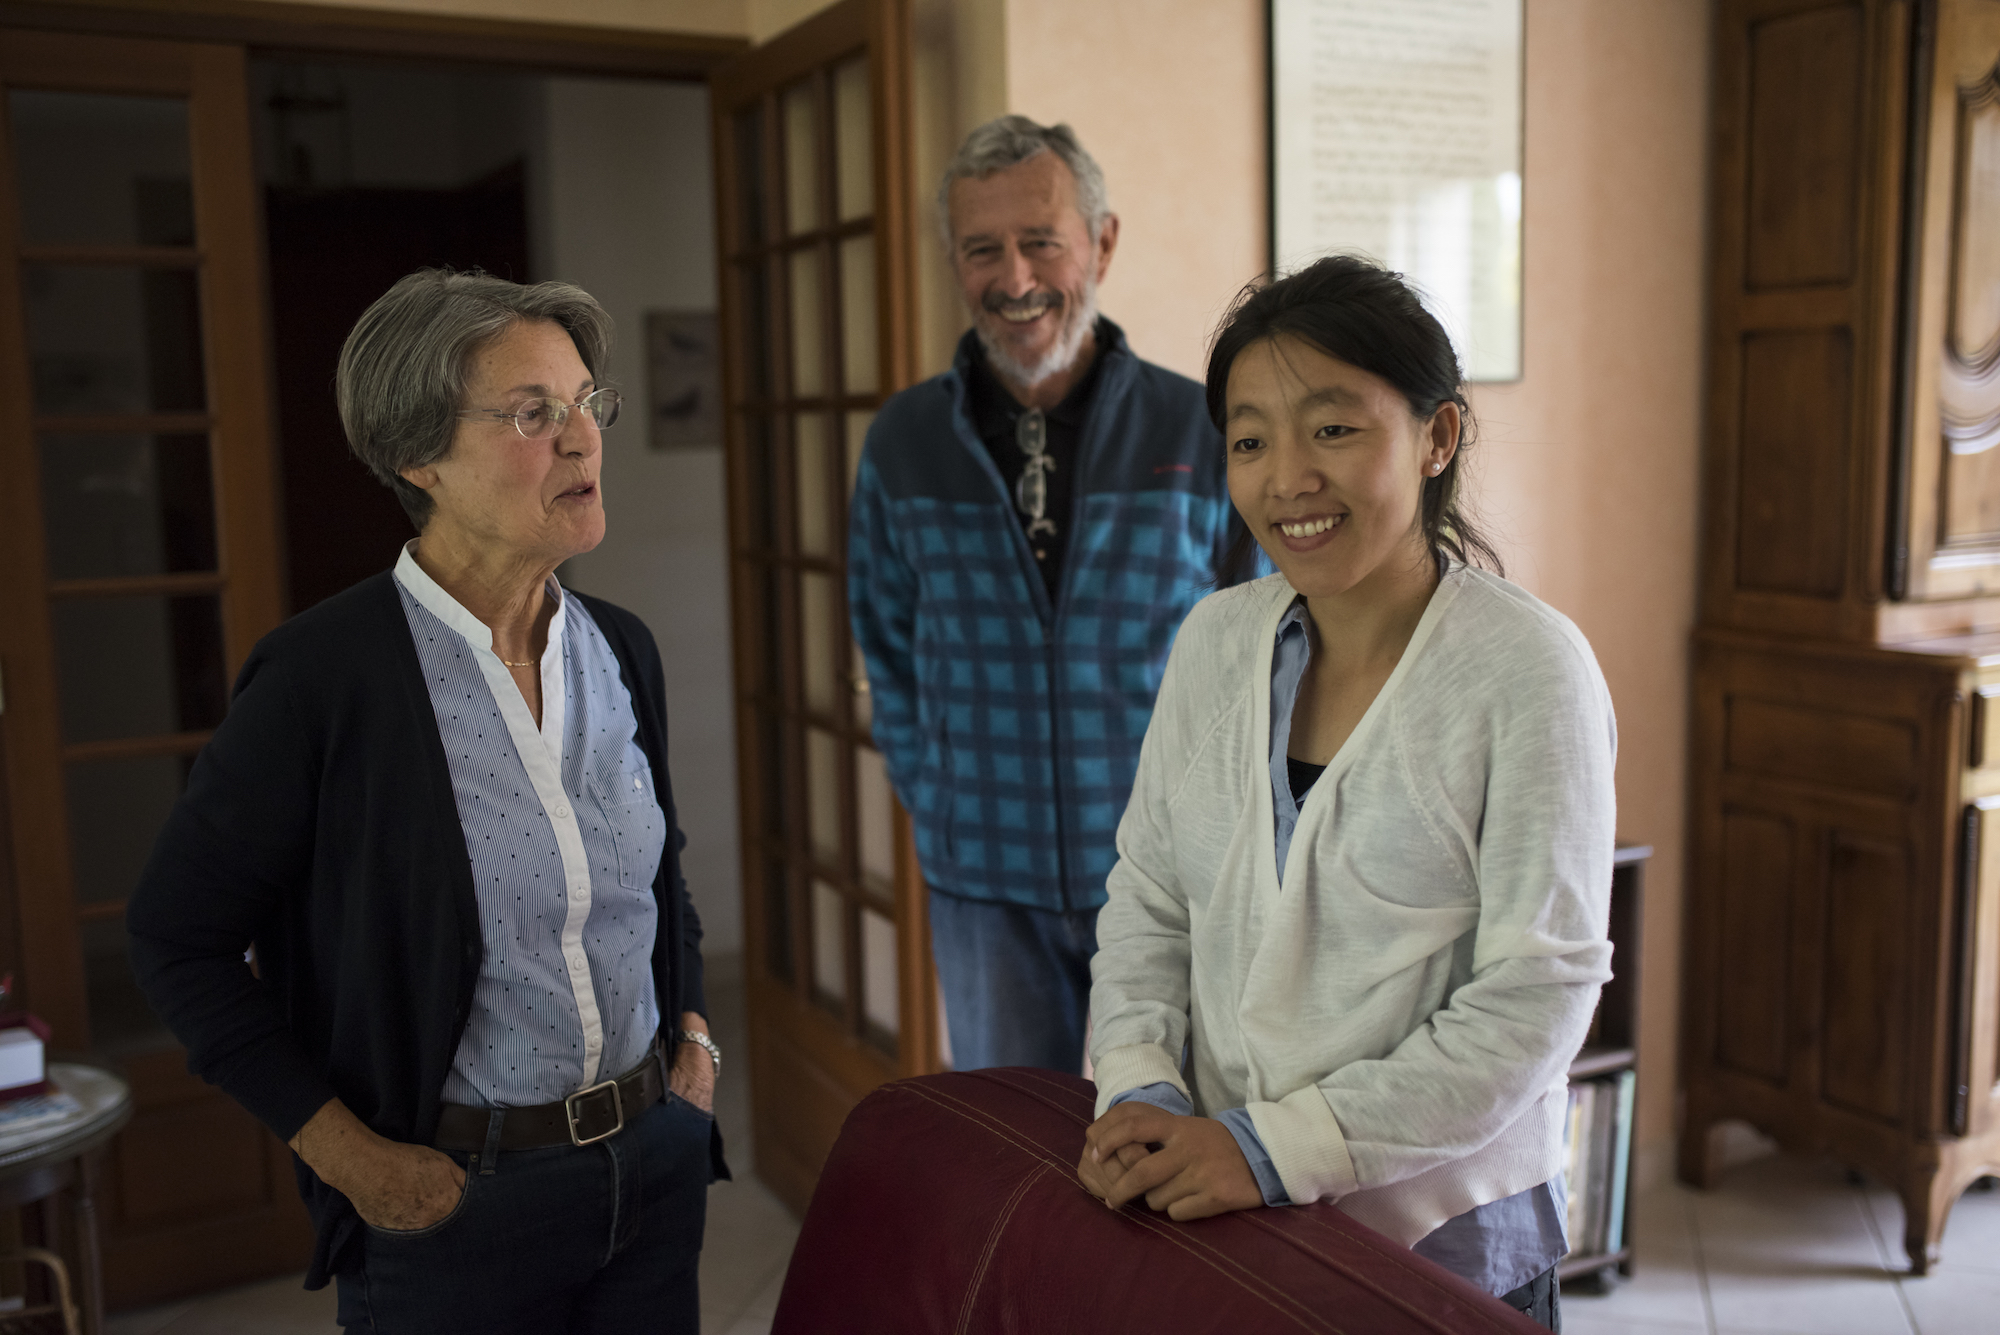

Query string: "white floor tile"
[1701, 1267, 1914, 1335]
[1562, 1317, 1707, 1335]
[104, 1302, 193, 1335]
[744, 1264, 788, 1319]
[1561, 1245, 1711, 1330]
[1898, 1261, 2000, 1335]
[698, 1176, 800, 1317]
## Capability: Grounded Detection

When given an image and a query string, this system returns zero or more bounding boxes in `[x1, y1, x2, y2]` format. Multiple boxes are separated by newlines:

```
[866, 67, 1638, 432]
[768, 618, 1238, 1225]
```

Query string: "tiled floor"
[102, 970, 2000, 1335]
[1561, 1153, 2000, 1335]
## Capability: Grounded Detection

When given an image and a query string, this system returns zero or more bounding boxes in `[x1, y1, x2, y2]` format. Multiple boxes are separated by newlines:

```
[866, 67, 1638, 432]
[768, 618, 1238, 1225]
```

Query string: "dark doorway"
[253, 60, 538, 611]
[265, 165, 530, 609]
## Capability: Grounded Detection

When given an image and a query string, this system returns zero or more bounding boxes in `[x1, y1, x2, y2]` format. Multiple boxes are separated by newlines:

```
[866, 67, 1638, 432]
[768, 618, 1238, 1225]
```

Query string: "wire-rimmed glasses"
[457, 387, 622, 440]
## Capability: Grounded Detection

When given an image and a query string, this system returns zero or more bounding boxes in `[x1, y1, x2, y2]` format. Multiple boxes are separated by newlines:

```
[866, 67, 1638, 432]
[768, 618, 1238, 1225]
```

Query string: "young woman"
[1076, 255, 1616, 1331]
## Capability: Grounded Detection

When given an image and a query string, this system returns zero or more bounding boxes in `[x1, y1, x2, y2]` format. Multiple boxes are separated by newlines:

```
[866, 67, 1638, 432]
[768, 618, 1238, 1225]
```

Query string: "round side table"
[0, 1066, 133, 1335]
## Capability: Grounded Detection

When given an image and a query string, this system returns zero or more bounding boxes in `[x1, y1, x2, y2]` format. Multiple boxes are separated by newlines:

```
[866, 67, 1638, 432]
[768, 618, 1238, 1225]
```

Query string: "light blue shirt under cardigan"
[1111, 598, 1567, 1297]
[395, 547, 665, 1109]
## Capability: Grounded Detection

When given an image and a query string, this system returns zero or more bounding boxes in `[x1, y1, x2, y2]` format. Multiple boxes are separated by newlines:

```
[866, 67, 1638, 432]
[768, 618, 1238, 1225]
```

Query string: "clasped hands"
[1074, 1102, 1265, 1221]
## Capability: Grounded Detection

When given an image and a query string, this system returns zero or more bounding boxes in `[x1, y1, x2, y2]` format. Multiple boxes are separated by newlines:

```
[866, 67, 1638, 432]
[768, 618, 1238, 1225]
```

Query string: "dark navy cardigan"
[126, 572, 724, 1288]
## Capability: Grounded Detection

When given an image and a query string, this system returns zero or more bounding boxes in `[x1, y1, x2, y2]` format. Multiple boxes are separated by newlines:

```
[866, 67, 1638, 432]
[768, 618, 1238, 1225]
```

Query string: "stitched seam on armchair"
[954, 1163, 1050, 1335]
[1269, 1208, 1538, 1333]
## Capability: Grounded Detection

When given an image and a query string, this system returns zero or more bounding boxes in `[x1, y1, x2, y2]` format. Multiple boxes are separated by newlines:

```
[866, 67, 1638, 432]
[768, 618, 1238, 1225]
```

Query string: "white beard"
[973, 274, 1100, 391]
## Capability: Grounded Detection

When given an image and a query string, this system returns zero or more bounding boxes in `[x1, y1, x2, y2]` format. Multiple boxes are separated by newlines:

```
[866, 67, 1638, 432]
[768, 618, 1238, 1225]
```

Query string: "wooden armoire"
[1681, 0, 2000, 1272]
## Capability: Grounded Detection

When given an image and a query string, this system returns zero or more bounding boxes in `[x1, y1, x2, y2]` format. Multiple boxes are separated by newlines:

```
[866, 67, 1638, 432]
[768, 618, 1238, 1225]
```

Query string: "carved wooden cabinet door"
[1901, 0, 2000, 603]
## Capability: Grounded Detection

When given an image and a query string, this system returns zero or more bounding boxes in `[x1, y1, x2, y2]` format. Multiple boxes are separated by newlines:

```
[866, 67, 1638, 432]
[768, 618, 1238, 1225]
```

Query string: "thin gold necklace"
[500, 656, 535, 668]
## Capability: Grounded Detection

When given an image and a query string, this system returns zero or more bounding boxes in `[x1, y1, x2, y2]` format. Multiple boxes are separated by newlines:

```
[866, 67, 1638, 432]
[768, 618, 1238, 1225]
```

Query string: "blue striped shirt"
[394, 545, 664, 1108]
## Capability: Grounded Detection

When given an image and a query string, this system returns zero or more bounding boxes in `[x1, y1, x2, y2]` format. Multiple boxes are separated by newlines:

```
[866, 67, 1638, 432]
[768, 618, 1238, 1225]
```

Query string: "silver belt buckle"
[564, 1077, 625, 1146]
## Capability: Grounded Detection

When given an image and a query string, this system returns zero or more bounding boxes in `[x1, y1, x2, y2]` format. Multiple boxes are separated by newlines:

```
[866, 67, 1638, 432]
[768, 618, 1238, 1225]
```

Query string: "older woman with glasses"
[128, 269, 725, 1334]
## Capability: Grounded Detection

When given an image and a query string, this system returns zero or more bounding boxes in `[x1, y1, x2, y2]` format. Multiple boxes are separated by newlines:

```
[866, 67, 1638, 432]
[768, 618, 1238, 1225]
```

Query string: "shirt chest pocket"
[589, 757, 667, 892]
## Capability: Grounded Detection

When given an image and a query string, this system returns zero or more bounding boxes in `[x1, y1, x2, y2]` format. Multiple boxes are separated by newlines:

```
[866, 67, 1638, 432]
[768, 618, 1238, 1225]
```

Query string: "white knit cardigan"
[1090, 566, 1617, 1246]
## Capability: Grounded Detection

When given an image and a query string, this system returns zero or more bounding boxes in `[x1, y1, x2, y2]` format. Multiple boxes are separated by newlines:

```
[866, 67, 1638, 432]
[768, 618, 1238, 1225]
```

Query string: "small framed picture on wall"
[645, 309, 723, 450]
[1269, 0, 1525, 381]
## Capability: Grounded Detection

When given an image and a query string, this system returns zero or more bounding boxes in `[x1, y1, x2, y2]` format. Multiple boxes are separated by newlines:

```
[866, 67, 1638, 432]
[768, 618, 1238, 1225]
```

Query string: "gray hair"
[336, 268, 613, 529]
[935, 115, 1111, 249]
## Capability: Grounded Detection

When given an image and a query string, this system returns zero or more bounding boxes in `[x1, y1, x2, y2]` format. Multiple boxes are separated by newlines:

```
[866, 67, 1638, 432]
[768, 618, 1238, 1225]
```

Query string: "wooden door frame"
[0, 0, 745, 78]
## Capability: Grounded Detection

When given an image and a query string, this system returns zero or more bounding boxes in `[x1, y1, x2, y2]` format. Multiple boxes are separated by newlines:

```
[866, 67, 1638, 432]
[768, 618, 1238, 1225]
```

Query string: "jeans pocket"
[365, 1160, 478, 1241]
[664, 1089, 714, 1122]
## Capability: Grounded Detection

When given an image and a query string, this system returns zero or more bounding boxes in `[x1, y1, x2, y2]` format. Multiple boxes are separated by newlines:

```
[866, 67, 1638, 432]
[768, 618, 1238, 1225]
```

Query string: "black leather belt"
[434, 1043, 665, 1152]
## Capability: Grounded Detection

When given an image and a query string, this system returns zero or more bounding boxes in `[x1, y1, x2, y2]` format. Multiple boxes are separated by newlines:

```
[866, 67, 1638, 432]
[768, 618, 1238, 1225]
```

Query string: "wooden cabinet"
[1682, 0, 2000, 1273]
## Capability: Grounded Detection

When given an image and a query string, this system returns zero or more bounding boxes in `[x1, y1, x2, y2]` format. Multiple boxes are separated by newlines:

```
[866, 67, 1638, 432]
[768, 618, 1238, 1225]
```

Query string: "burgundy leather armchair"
[773, 1068, 1547, 1334]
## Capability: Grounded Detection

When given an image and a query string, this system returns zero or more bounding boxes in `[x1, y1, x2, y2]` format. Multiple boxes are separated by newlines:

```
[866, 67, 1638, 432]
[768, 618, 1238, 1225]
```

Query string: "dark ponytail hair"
[1206, 254, 1503, 586]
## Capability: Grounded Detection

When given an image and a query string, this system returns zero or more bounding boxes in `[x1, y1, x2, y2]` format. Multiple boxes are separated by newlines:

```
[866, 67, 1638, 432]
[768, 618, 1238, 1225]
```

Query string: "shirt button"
[554, 805, 571, 819]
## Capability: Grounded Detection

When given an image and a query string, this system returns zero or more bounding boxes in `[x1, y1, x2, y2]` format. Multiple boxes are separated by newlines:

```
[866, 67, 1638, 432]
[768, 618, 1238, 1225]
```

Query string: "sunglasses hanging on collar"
[1015, 409, 1057, 539]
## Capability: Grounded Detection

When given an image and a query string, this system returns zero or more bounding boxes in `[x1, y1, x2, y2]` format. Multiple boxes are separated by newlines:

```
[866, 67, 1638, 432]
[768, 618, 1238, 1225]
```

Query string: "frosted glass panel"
[834, 57, 872, 222]
[782, 80, 821, 235]
[789, 249, 827, 397]
[856, 745, 895, 891]
[806, 725, 842, 864]
[26, 266, 205, 414]
[812, 879, 846, 1007]
[802, 572, 840, 717]
[40, 433, 216, 579]
[794, 414, 833, 558]
[52, 595, 225, 743]
[846, 411, 875, 496]
[839, 236, 879, 395]
[863, 908, 899, 1039]
[10, 91, 192, 247]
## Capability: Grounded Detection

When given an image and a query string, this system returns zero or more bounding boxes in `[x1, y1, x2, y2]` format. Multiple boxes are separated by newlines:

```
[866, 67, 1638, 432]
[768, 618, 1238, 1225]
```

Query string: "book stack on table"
[0, 1008, 85, 1145]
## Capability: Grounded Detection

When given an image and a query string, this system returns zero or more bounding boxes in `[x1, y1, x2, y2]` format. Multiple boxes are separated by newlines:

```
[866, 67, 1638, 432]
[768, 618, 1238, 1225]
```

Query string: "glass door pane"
[5, 78, 236, 1057]
[8, 90, 193, 246]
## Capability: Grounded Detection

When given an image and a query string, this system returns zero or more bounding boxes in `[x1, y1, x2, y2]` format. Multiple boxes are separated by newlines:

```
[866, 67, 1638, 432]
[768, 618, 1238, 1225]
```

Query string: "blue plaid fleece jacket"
[848, 322, 1234, 912]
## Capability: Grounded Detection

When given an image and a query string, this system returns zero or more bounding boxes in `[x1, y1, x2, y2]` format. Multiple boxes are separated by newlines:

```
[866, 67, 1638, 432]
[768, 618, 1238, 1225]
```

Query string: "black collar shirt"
[964, 321, 1111, 601]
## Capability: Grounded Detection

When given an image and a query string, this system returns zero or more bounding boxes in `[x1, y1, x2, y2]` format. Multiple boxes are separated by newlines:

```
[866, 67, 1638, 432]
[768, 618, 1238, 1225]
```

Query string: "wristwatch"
[679, 1029, 721, 1079]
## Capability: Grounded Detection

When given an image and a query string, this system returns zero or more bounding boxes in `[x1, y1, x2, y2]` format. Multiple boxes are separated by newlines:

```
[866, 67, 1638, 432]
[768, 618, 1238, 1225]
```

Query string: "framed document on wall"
[1269, 0, 1524, 381]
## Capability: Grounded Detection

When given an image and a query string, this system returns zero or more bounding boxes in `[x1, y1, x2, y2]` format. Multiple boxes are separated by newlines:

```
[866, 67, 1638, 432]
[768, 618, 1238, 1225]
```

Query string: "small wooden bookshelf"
[1558, 843, 1649, 1289]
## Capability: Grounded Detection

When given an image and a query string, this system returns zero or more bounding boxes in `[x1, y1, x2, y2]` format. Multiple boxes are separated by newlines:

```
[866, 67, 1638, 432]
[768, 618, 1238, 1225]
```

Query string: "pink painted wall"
[1003, 0, 1269, 382]
[1469, 0, 1709, 1175]
[1008, 0, 1712, 1175]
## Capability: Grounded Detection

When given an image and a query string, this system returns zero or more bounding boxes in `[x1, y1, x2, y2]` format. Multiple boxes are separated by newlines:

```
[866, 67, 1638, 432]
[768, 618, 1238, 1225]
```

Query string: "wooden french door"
[712, 0, 939, 1214]
[0, 29, 311, 1307]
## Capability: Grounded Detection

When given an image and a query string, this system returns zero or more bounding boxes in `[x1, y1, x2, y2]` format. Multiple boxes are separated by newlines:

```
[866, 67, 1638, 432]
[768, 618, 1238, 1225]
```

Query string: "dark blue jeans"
[929, 890, 1099, 1073]
[335, 1093, 711, 1334]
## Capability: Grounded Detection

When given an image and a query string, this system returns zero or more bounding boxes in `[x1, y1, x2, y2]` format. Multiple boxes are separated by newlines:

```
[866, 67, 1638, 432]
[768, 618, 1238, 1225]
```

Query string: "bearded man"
[849, 116, 1238, 1073]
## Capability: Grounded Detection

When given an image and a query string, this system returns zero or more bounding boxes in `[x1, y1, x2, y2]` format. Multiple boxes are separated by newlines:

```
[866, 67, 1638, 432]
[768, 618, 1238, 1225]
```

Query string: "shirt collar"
[393, 539, 567, 661]
[962, 317, 1116, 440]
[1275, 595, 1310, 646]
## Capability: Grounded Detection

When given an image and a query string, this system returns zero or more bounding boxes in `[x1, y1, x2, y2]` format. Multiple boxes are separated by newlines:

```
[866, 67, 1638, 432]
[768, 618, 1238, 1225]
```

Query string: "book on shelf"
[1563, 1068, 1637, 1259]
